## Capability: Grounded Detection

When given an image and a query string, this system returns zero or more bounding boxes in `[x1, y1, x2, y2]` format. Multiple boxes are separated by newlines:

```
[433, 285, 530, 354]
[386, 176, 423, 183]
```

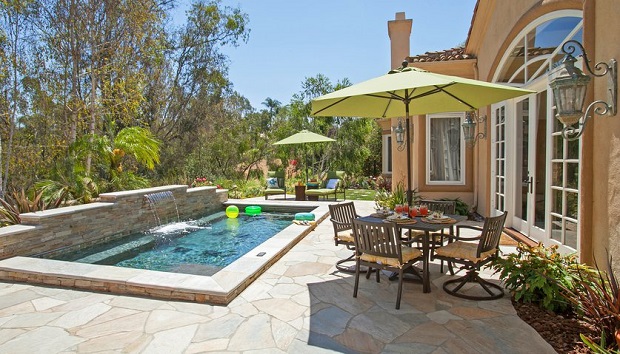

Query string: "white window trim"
[382, 134, 392, 174]
[425, 112, 466, 186]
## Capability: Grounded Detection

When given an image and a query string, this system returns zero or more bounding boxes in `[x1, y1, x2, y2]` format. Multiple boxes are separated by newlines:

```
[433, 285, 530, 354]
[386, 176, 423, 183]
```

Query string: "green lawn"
[345, 189, 376, 201]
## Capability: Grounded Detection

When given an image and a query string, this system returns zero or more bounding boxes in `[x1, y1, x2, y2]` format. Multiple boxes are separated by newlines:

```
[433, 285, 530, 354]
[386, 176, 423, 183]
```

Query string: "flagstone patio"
[0, 200, 554, 353]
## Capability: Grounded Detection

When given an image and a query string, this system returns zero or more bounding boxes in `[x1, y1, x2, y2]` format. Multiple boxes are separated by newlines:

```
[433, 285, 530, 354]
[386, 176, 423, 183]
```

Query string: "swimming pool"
[0, 200, 330, 304]
[44, 212, 294, 276]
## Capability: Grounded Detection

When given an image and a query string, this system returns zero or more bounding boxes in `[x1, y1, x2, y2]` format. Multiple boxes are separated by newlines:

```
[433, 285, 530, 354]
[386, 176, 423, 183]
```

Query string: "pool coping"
[0, 201, 331, 305]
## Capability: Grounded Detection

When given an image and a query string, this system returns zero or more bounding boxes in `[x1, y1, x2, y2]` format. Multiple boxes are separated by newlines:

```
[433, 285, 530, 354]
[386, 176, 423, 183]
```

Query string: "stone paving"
[0, 200, 555, 353]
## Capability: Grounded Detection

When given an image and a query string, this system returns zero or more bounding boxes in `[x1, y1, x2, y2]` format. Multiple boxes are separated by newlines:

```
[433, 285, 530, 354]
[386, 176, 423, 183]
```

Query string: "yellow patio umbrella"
[273, 130, 335, 183]
[311, 61, 533, 204]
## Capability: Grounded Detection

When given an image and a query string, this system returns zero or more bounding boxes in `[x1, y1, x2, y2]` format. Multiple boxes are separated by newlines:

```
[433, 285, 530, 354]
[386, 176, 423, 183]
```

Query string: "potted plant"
[392, 182, 407, 206]
[374, 189, 392, 211]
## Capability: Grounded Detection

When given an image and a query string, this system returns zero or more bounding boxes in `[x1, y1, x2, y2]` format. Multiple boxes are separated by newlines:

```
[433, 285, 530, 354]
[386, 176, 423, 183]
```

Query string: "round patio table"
[359, 214, 467, 293]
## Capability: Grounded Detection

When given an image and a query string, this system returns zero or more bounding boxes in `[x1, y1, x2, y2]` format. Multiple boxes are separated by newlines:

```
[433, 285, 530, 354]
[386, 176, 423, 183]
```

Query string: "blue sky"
[175, 0, 477, 109]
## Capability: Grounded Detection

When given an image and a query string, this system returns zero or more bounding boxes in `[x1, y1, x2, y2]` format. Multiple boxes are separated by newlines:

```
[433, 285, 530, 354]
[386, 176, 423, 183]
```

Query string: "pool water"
[48, 211, 293, 276]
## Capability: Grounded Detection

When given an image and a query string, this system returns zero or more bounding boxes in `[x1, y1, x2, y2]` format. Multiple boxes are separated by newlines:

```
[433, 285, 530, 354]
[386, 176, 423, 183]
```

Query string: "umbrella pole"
[305, 148, 309, 184]
[405, 103, 413, 206]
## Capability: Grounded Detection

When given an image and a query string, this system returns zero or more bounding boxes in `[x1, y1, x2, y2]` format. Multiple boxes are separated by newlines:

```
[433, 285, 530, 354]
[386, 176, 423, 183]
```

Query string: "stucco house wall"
[589, 0, 620, 274]
[389, 0, 619, 275]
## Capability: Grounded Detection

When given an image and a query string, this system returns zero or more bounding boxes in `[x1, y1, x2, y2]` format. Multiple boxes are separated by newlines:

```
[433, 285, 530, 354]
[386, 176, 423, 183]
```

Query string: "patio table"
[359, 214, 467, 293]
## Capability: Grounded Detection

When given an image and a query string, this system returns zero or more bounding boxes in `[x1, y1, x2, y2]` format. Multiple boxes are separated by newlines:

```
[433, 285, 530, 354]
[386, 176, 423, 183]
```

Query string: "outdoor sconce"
[548, 39, 617, 141]
[392, 118, 406, 151]
[462, 111, 486, 148]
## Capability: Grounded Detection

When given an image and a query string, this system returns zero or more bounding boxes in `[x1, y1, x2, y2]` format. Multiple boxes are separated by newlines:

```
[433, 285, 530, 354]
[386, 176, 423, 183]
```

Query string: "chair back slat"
[420, 200, 456, 214]
[477, 212, 508, 255]
[352, 219, 402, 262]
[329, 202, 358, 234]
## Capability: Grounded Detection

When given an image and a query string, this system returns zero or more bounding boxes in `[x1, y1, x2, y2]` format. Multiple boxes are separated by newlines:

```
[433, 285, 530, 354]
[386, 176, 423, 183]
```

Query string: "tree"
[279, 74, 378, 178]
[0, 0, 35, 197]
[261, 97, 280, 130]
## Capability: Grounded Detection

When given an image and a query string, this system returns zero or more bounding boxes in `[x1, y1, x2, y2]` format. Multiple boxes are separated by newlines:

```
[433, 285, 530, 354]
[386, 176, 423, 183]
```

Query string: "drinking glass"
[402, 204, 409, 217]
[420, 204, 428, 216]
[409, 206, 417, 218]
[395, 204, 403, 215]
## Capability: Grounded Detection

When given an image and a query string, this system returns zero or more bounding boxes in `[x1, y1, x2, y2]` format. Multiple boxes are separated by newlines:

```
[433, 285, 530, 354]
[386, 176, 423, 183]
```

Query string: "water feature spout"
[144, 191, 180, 225]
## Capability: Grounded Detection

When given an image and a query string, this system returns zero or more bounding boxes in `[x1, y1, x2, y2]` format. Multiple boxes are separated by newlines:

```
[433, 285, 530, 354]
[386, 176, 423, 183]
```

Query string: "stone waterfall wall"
[0, 185, 228, 259]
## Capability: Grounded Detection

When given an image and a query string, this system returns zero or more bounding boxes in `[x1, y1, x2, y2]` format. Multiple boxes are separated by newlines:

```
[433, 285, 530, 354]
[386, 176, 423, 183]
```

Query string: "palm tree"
[37, 126, 161, 205]
[106, 127, 161, 191]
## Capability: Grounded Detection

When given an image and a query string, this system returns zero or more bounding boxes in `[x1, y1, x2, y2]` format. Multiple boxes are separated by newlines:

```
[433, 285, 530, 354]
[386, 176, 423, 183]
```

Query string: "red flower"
[290, 159, 297, 166]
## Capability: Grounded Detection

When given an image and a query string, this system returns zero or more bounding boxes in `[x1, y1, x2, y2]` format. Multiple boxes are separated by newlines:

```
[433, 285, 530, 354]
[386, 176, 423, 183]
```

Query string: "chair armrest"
[330, 219, 352, 228]
[452, 224, 483, 241]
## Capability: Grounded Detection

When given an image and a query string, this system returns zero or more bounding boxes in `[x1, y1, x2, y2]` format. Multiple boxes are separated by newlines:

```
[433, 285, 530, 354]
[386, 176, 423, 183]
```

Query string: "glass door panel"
[512, 92, 547, 240]
[534, 92, 548, 230]
[491, 104, 507, 214]
[514, 98, 530, 224]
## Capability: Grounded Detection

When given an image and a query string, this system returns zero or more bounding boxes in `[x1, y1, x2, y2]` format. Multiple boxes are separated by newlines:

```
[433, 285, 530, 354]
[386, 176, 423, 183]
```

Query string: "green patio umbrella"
[311, 61, 533, 204]
[274, 130, 335, 183]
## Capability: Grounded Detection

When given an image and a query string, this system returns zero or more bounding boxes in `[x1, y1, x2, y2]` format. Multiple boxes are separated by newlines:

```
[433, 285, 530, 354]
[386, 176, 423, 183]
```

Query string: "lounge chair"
[264, 171, 286, 200]
[305, 171, 346, 201]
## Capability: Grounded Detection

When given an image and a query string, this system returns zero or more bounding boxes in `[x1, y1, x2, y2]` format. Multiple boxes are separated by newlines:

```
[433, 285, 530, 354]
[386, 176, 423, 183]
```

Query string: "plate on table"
[370, 211, 392, 219]
[421, 216, 456, 224]
[426, 215, 450, 221]
[385, 215, 417, 224]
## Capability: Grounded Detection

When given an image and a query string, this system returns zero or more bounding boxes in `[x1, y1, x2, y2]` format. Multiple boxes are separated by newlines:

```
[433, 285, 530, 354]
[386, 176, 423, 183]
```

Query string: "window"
[382, 135, 392, 174]
[494, 12, 583, 85]
[426, 113, 465, 185]
[550, 108, 580, 251]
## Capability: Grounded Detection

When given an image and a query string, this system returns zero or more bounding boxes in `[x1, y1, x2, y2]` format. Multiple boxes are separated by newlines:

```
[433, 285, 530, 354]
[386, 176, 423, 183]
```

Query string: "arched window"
[494, 12, 583, 85]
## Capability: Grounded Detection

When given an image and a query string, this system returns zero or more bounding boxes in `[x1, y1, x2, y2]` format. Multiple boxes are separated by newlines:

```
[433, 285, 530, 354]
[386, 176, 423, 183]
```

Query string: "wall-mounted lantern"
[548, 40, 617, 141]
[392, 118, 407, 151]
[462, 111, 487, 148]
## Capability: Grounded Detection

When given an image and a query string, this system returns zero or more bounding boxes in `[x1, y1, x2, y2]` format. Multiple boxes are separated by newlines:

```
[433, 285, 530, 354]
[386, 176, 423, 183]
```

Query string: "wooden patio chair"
[406, 199, 457, 273]
[433, 212, 507, 300]
[328, 202, 360, 272]
[352, 218, 423, 309]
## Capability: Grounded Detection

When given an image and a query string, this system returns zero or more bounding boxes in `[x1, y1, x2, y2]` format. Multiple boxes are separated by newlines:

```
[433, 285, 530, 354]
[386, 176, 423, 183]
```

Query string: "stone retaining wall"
[0, 185, 228, 259]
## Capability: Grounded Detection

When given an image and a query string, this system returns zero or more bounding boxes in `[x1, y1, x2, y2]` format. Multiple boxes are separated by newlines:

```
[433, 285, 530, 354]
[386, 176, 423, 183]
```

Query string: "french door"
[492, 86, 579, 253]
[490, 84, 549, 240]
[511, 92, 548, 240]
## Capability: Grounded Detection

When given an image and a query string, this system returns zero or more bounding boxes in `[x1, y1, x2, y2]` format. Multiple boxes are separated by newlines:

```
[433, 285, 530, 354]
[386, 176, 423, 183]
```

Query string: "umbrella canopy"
[273, 130, 335, 145]
[274, 130, 335, 183]
[311, 63, 533, 205]
[311, 65, 533, 118]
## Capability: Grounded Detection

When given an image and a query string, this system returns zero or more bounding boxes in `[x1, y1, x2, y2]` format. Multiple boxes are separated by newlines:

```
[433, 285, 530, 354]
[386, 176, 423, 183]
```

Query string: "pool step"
[75, 236, 156, 265]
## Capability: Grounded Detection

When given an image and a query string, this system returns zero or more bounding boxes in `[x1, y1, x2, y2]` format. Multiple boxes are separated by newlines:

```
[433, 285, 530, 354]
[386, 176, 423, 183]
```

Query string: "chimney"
[388, 12, 412, 70]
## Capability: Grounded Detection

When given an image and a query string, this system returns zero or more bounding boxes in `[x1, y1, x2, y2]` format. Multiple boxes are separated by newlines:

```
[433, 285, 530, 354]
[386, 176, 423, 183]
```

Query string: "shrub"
[191, 177, 213, 187]
[490, 243, 595, 313]
[373, 184, 419, 210]
[392, 182, 406, 205]
[374, 188, 392, 210]
[439, 197, 469, 215]
[0, 198, 20, 226]
[560, 254, 619, 352]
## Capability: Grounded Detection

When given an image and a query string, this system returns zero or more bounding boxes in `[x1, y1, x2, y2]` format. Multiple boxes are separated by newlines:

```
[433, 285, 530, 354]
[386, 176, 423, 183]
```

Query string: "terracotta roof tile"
[407, 47, 475, 63]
